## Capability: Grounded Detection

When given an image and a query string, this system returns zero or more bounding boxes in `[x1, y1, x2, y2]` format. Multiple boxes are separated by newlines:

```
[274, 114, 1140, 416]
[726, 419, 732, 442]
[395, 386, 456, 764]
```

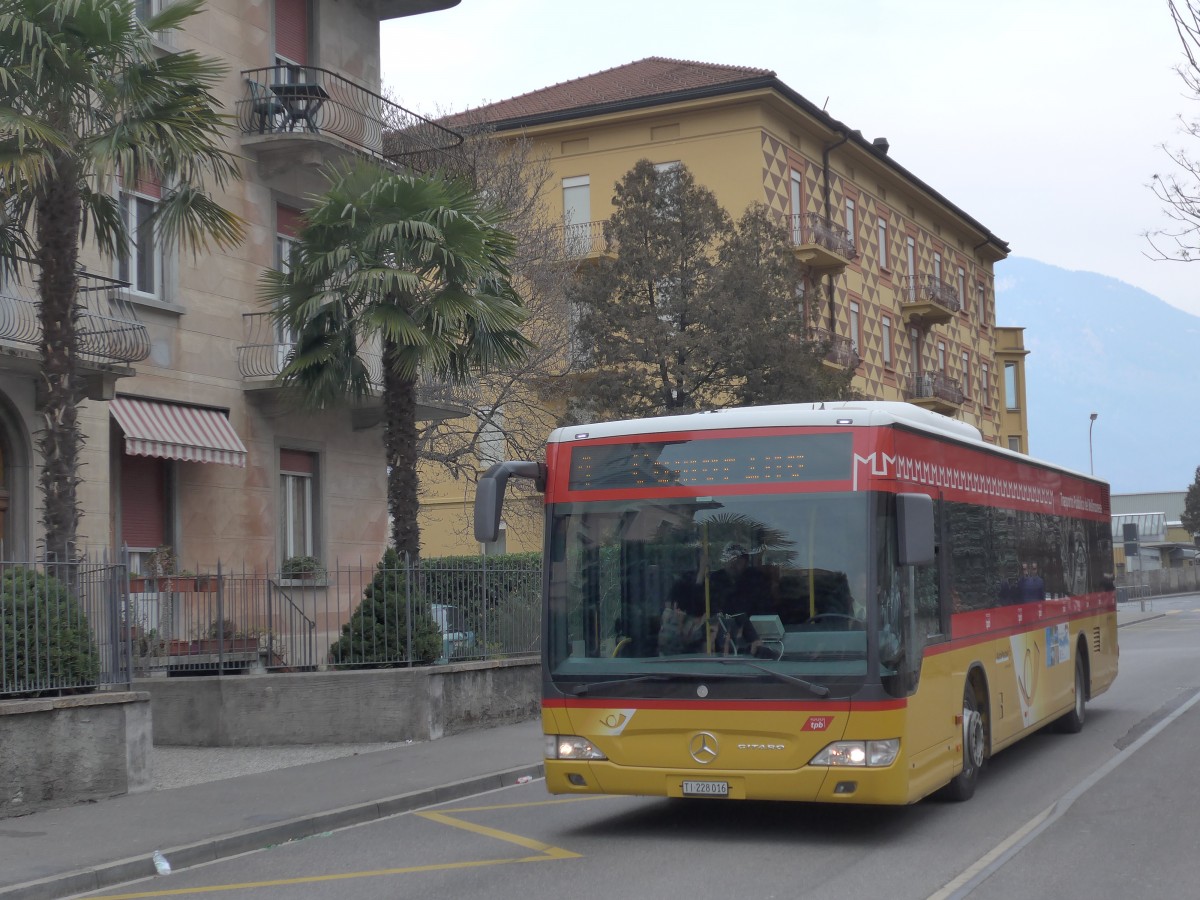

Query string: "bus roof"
[547, 401, 1105, 485]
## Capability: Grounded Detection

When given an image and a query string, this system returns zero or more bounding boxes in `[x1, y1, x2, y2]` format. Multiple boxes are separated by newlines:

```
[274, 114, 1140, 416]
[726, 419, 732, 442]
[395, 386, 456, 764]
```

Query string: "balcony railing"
[789, 213, 858, 263]
[899, 274, 962, 314]
[237, 313, 477, 408]
[0, 266, 149, 365]
[238, 66, 463, 172]
[905, 371, 964, 406]
[812, 327, 860, 368]
[561, 221, 612, 259]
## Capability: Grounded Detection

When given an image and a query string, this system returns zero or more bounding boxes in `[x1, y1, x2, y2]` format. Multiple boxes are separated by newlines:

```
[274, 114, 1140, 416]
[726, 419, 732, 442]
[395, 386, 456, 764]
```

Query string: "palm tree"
[258, 161, 531, 559]
[0, 0, 243, 558]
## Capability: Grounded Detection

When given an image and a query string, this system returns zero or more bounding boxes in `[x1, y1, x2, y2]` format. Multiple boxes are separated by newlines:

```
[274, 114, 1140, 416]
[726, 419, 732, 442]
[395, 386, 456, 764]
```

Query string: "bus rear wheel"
[1057, 653, 1087, 734]
[944, 683, 986, 802]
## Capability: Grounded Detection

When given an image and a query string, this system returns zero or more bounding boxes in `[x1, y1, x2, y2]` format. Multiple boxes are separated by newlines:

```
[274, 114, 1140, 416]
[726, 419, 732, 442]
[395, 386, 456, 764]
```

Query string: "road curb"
[0, 762, 545, 900]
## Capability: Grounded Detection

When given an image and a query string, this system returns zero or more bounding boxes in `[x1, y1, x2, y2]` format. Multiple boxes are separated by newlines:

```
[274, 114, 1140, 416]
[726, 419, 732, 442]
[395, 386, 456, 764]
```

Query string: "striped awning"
[110, 396, 247, 468]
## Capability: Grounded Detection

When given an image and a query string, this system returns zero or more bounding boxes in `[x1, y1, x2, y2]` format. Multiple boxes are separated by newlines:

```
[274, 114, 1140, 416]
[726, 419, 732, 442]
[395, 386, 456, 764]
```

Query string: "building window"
[976, 281, 987, 323]
[956, 266, 966, 307]
[981, 362, 990, 406]
[849, 300, 861, 355]
[905, 236, 916, 301]
[562, 175, 591, 256]
[877, 217, 888, 270]
[478, 406, 506, 467]
[1008, 436, 1022, 453]
[933, 251, 943, 283]
[119, 191, 160, 298]
[961, 350, 970, 397]
[845, 198, 856, 252]
[881, 315, 893, 367]
[279, 449, 317, 560]
[1004, 362, 1019, 411]
[790, 170, 804, 245]
[937, 340, 947, 373]
[909, 326, 920, 373]
[653, 160, 681, 173]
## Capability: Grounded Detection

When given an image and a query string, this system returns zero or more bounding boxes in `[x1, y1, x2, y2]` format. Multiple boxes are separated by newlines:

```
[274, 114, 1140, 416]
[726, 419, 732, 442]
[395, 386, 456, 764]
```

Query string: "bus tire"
[944, 682, 986, 802]
[1057, 651, 1087, 734]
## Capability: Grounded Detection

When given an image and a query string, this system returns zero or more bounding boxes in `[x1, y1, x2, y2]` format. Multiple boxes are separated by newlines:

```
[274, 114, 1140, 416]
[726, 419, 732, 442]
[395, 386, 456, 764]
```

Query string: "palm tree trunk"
[34, 163, 84, 561]
[382, 338, 420, 561]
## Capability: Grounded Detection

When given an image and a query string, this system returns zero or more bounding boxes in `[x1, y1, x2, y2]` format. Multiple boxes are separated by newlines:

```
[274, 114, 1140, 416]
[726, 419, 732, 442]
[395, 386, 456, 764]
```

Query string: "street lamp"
[1089, 412, 1098, 474]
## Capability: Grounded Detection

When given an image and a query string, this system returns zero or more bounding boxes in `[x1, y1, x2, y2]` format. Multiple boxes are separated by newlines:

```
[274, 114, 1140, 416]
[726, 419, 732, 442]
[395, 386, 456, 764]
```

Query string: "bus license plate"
[682, 780, 729, 797]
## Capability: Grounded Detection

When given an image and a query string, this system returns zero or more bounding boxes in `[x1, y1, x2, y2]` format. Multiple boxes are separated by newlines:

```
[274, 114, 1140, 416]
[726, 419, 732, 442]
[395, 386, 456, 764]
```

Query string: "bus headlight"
[810, 739, 899, 767]
[545, 734, 607, 760]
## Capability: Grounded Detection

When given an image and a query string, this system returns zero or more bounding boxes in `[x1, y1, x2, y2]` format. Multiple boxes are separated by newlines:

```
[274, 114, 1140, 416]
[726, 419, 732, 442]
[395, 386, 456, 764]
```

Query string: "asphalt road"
[76, 600, 1200, 900]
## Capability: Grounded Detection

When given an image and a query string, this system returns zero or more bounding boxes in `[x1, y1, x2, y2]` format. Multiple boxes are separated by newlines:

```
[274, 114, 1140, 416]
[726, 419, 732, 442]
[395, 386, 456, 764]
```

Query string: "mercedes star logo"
[689, 731, 719, 764]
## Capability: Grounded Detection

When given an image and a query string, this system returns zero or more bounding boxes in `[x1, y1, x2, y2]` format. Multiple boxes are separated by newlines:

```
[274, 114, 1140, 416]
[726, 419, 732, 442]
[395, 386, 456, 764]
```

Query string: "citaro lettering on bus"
[803, 716, 833, 732]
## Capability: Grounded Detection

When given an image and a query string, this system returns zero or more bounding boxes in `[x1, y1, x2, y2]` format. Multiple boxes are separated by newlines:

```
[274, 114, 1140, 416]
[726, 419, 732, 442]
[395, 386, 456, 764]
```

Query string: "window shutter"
[121, 454, 166, 548]
[280, 449, 316, 474]
[274, 0, 309, 65]
[276, 204, 304, 239]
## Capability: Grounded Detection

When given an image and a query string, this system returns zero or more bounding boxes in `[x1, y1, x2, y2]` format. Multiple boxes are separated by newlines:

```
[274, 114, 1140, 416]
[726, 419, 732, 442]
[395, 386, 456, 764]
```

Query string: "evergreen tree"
[1183, 465, 1200, 534]
[567, 160, 854, 422]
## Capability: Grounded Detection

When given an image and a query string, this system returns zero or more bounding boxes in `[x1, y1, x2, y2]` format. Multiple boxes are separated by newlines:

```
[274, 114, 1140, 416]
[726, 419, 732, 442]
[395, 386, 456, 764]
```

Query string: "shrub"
[0, 567, 100, 697]
[281, 555, 325, 579]
[327, 549, 442, 667]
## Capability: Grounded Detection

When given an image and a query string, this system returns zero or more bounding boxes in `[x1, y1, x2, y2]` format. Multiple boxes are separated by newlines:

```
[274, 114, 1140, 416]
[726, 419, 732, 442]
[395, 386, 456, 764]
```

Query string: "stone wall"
[143, 657, 540, 746]
[0, 692, 153, 818]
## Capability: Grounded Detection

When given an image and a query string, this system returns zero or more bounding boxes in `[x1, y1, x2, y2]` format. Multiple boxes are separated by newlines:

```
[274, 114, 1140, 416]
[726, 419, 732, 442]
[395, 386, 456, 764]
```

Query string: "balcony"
[812, 327, 861, 370]
[904, 371, 964, 416]
[237, 313, 472, 426]
[0, 266, 148, 399]
[789, 213, 857, 269]
[561, 221, 615, 263]
[899, 274, 962, 327]
[237, 66, 463, 196]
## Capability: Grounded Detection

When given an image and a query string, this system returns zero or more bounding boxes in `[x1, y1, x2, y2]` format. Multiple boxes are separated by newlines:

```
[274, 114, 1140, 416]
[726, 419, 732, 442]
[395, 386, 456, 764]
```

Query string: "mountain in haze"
[994, 257, 1200, 496]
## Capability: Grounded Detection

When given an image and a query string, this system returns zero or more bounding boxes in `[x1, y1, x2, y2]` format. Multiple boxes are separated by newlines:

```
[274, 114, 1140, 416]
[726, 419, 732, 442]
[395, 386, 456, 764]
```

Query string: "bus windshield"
[546, 492, 874, 697]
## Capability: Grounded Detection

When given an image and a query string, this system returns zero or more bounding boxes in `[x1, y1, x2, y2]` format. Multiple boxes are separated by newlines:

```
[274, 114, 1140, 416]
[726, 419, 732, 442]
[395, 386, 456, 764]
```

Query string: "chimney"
[872, 137, 890, 155]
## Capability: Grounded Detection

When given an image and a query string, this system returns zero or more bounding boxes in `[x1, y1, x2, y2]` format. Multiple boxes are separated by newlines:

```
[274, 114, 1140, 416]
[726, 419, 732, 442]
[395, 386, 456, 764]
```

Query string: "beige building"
[1, 0, 462, 572]
[419, 57, 1032, 556]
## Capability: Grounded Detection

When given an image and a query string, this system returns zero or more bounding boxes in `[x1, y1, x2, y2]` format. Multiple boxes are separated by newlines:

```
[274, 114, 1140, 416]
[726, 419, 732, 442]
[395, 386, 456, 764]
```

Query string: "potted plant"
[130, 545, 177, 592]
[281, 555, 326, 581]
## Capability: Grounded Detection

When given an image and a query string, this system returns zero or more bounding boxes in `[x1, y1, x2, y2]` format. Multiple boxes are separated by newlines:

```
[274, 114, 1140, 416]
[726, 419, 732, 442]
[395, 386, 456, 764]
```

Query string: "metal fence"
[1116, 566, 1200, 600]
[123, 557, 542, 677]
[0, 556, 542, 697]
[0, 559, 131, 698]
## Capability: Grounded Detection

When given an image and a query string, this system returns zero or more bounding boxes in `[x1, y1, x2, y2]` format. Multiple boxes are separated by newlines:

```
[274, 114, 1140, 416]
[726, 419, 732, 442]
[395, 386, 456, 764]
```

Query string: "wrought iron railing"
[0, 266, 150, 365]
[905, 370, 964, 405]
[812, 327, 860, 368]
[899, 274, 962, 313]
[789, 213, 858, 260]
[237, 65, 463, 172]
[237, 312, 478, 407]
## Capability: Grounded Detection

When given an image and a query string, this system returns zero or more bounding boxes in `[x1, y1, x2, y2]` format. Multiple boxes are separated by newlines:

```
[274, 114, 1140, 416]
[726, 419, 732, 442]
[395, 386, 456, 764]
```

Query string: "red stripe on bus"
[543, 698, 907, 712]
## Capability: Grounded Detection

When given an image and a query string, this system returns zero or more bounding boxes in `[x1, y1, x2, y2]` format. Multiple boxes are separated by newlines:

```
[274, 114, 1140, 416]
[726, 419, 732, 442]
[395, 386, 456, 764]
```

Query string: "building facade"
[419, 57, 1032, 556]
[2, 0, 461, 572]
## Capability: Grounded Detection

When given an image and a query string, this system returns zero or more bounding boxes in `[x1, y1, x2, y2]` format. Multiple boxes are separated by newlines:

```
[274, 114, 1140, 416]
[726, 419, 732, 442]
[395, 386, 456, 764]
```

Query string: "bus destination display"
[568, 433, 852, 491]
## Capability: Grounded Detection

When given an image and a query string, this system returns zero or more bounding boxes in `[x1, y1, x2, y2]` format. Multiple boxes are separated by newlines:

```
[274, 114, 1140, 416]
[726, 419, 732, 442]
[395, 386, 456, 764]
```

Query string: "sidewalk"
[0, 719, 545, 900]
[0, 607, 1165, 900]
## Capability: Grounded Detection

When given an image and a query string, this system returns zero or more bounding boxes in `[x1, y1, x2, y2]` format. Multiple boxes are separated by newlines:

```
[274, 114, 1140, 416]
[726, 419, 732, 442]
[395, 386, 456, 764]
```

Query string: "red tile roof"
[452, 57, 775, 125]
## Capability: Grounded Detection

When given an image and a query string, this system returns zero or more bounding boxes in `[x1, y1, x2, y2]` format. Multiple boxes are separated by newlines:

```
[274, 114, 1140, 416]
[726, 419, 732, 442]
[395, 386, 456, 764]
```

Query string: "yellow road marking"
[88, 799, 585, 899]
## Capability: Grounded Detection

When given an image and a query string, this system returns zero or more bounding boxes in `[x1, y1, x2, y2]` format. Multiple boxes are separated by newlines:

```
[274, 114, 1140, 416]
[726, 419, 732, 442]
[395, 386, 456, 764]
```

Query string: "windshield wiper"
[701, 657, 830, 696]
[568, 674, 673, 696]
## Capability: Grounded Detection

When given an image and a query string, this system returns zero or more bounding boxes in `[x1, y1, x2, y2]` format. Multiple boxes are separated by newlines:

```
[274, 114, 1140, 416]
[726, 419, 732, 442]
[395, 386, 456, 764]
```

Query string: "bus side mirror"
[474, 461, 545, 543]
[896, 492, 935, 566]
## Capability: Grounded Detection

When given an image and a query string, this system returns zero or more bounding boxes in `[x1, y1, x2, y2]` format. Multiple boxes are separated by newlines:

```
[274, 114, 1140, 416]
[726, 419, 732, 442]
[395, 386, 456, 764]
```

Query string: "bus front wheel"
[944, 683, 986, 802]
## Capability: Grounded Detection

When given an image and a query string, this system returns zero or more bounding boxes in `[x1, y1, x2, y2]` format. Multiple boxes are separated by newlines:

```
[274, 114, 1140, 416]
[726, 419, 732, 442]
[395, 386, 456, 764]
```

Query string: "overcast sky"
[382, 0, 1200, 316]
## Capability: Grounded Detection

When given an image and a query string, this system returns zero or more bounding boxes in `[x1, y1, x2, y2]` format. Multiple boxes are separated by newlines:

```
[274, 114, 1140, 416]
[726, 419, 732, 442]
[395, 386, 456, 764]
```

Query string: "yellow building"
[1, 1, 461, 571]
[419, 57, 1031, 556]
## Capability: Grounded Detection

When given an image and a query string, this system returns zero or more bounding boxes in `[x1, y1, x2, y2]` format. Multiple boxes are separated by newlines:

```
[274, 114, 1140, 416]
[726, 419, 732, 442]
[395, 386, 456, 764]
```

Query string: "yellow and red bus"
[475, 402, 1117, 804]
